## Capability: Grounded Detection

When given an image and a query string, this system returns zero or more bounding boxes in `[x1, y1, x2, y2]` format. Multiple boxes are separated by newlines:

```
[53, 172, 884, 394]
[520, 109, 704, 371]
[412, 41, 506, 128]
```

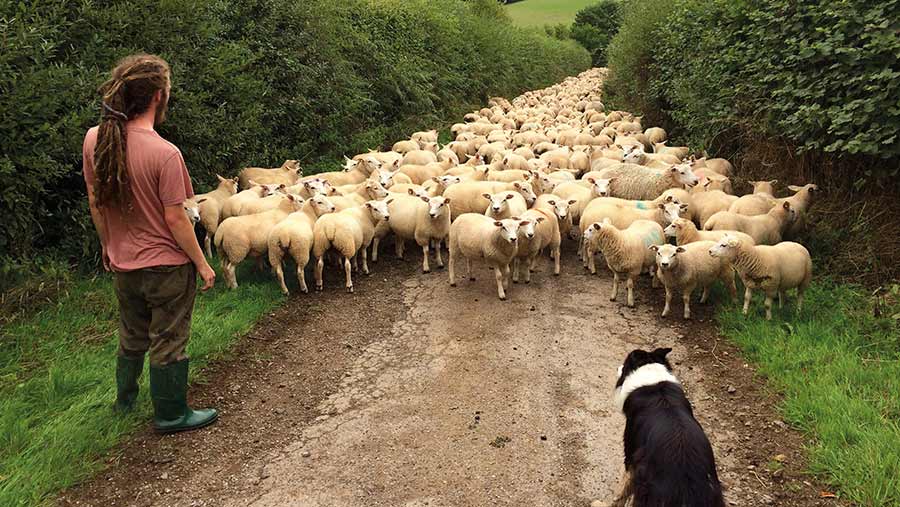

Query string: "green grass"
[506, 0, 599, 27]
[717, 281, 900, 506]
[0, 259, 285, 506]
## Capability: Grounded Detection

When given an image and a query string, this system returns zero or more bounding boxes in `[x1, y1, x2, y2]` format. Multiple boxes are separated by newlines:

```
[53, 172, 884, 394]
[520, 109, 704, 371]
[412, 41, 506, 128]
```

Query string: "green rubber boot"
[150, 359, 218, 434]
[114, 355, 145, 412]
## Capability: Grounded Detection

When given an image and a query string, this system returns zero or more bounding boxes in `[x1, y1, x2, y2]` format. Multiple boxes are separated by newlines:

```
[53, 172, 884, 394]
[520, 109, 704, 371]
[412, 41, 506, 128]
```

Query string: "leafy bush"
[605, 0, 900, 160]
[0, 0, 590, 271]
[571, 0, 622, 66]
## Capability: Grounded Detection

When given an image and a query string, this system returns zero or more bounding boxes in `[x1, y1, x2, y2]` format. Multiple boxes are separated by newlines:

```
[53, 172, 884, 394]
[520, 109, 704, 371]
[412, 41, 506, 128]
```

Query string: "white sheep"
[704, 201, 795, 245]
[777, 184, 818, 238]
[267, 194, 337, 294]
[238, 160, 302, 189]
[512, 208, 560, 283]
[596, 162, 699, 200]
[443, 180, 536, 220]
[194, 175, 239, 257]
[728, 179, 778, 215]
[709, 234, 812, 320]
[313, 157, 379, 187]
[448, 215, 526, 300]
[582, 218, 664, 307]
[214, 194, 304, 289]
[402, 149, 438, 167]
[392, 139, 420, 154]
[388, 193, 452, 273]
[664, 218, 755, 246]
[690, 184, 739, 225]
[312, 200, 392, 293]
[220, 182, 283, 221]
[579, 195, 686, 238]
[483, 191, 528, 220]
[651, 242, 736, 319]
[411, 129, 439, 146]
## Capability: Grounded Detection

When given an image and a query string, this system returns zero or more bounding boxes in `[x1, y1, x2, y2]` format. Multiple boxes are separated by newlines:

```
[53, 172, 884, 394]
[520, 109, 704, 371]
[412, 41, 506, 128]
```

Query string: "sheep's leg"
[434, 240, 444, 268]
[297, 264, 308, 294]
[512, 259, 519, 283]
[204, 235, 213, 258]
[683, 287, 693, 320]
[778, 291, 785, 308]
[502, 265, 511, 291]
[797, 287, 805, 313]
[421, 244, 431, 273]
[626, 276, 636, 307]
[764, 292, 774, 320]
[700, 287, 710, 304]
[361, 246, 370, 275]
[495, 267, 507, 301]
[315, 257, 325, 291]
[552, 246, 561, 275]
[351, 253, 359, 271]
[649, 265, 659, 288]
[467, 258, 475, 281]
[344, 257, 354, 293]
[224, 262, 238, 290]
[273, 262, 289, 295]
[448, 250, 457, 287]
[371, 238, 380, 263]
[743, 287, 752, 315]
[724, 272, 737, 299]
[610, 273, 619, 301]
[589, 247, 597, 274]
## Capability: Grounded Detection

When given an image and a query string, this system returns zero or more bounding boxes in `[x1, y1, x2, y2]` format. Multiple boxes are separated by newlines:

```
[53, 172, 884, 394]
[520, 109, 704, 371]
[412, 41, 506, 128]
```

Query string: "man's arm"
[86, 184, 111, 271]
[164, 205, 216, 291]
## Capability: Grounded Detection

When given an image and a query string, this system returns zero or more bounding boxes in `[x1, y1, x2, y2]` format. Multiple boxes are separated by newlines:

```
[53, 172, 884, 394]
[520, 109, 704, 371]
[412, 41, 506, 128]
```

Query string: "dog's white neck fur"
[614, 363, 681, 412]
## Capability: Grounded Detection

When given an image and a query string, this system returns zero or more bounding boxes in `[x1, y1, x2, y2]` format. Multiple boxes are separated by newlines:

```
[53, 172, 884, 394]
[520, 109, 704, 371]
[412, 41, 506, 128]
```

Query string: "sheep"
[728, 179, 778, 215]
[436, 146, 460, 165]
[644, 127, 667, 145]
[483, 191, 528, 220]
[580, 195, 686, 237]
[286, 178, 339, 199]
[411, 129, 438, 146]
[512, 207, 561, 283]
[777, 184, 819, 238]
[652, 142, 689, 159]
[650, 242, 736, 319]
[313, 157, 379, 187]
[704, 201, 795, 245]
[267, 194, 337, 294]
[220, 182, 283, 221]
[553, 178, 609, 223]
[182, 198, 200, 224]
[392, 139, 420, 154]
[329, 180, 389, 210]
[372, 167, 413, 188]
[353, 150, 402, 166]
[500, 153, 531, 171]
[238, 160, 302, 189]
[691, 184, 739, 225]
[582, 218, 664, 307]
[664, 218, 755, 246]
[398, 158, 455, 184]
[691, 157, 733, 177]
[448, 215, 527, 300]
[595, 162, 699, 200]
[443, 180, 537, 220]
[486, 169, 532, 183]
[387, 193, 452, 273]
[194, 174, 239, 256]
[709, 235, 812, 320]
[237, 191, 297, 216]
[312, 200, 392, 293]
[214, 194, 304, 289]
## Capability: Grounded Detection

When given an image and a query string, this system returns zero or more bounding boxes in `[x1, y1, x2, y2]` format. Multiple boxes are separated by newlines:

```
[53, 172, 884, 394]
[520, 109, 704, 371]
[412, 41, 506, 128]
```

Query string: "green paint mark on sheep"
[643, 230, 663, 247]
[635, 201, 647, 210]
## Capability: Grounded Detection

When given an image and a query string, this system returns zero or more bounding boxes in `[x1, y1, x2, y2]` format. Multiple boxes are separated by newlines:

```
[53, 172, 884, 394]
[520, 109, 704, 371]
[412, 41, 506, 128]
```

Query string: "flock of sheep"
[186, 68, 814, 321]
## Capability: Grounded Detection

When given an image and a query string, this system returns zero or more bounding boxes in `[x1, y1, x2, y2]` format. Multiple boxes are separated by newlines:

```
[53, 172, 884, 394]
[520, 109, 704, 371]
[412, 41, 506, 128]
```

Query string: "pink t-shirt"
[83, 125, 194, 272]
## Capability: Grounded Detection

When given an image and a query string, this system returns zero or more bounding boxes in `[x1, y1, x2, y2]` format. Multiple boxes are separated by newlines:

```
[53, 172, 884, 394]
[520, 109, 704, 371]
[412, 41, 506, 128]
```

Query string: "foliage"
[604, 0, 900, 161]
[570, 0, 622, 66]
[717, 281, 900, 506]
[0, 0, 590, 271]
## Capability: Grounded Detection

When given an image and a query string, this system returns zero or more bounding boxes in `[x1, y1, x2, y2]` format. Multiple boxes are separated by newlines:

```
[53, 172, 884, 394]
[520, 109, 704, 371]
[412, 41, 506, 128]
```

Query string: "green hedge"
[604, 0, 900, 161]
[0, 0, 590, 272]
[571, 0, 622, 66]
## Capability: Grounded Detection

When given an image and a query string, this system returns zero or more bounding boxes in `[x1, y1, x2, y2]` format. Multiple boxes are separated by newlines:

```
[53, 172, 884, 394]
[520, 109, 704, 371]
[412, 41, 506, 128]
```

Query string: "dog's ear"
[652, 347, 673, 359]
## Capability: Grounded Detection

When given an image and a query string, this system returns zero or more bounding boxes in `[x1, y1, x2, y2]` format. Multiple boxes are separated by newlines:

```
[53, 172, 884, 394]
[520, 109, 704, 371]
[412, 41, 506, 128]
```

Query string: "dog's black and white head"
[613, 347, 679, 411]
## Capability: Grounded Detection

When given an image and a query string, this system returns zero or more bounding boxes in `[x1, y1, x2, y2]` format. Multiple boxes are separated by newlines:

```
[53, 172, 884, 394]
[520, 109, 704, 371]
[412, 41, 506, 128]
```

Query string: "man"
[83, 54, 218, 433]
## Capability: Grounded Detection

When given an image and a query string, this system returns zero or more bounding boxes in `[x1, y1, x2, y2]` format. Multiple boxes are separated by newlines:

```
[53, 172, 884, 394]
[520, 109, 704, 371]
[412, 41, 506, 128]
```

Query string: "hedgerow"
[0, 0, 590, 274]
[570, 0, 622, 66]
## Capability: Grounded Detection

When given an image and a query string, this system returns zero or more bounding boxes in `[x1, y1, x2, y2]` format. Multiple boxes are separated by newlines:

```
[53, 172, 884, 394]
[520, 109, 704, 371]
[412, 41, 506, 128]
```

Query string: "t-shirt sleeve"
[158, 150, 195, 206]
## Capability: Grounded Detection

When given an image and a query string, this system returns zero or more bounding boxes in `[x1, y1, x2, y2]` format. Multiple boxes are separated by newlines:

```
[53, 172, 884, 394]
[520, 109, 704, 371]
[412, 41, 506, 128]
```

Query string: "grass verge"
[505, 0, 598, 27]
[716, 281, 900, 506]
[0, 258, 285, 506]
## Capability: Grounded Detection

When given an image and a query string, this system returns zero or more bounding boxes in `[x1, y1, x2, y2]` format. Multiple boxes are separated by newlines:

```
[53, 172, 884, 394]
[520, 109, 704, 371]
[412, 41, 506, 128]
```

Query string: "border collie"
[607, 347, 725, 507]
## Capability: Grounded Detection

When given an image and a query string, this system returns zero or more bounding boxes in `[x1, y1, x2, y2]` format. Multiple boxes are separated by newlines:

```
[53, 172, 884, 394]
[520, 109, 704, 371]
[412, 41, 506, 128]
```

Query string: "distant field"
[506, 0, 598, 27]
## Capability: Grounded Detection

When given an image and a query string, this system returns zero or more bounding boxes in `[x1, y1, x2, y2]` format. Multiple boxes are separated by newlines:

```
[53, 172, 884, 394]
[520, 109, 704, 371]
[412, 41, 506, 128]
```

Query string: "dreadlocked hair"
[93, 54, 170, 210]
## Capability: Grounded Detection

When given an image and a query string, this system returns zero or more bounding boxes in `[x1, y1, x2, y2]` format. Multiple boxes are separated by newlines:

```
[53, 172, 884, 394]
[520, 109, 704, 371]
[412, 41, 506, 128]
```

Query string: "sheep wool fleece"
[114, 263, 196, 366]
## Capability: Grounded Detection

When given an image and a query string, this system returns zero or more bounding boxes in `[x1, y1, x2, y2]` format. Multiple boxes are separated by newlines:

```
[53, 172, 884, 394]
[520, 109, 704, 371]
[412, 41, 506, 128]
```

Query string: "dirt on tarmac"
[60, 247, 843, 507]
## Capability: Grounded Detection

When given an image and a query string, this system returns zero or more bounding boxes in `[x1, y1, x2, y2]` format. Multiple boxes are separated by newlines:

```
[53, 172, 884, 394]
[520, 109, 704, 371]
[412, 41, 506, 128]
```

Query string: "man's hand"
[198, 262, 216, 291]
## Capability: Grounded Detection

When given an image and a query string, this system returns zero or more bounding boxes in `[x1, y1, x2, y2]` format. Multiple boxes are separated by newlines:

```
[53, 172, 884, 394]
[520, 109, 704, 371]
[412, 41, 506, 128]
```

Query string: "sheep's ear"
[657, 203, 666, 210]
[197, 197, 208, 204]
[504, 193, 514, 200]
[782, 201, 791, 209]
[216, 174, 227, 182]
[519, 220, 531, 226]
[278, 184, 286, 190]
[365, 202, 373, 209]
[787, 185, 801, 192]
[680, 204, 689, 212]
[536, 217, 546, 223]
[769, 179, 778, 185]
[482, 193, 492, 200]
[386, 198, 394, 205]
[431, 176, 441, 183]
[810, 184, 819, 191]
[703, 180, 712, 188]
[513, 182, 522, 189]
[406, 188, 416, 195]
[248, 179, 259, 187]
[568, 199, 578, 205]
[649, 244, 659, 252]
[548, 199, 556, 206]
[494, 221, 504, 227]
[420, 195, 430, 203]
[675, 246, 686, 253]
[591, 222, 601, 230]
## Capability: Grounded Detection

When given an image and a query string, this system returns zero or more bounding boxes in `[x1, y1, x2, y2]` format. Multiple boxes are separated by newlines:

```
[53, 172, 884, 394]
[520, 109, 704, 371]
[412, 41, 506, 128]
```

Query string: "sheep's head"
[650, 244, 685, 271]
[365, 199, 392, 223]
[512, 181, 537, 206]
[518, 217, 545, 239]
[366, 180, 390, 200]
[422, 142, 439, 154]
[623, 145, 646, 165]
[424, 195, 450, 219]
[588, 177, 613, 197]
[494, 218, 525, 244]
[544, 198, 572, 221]
[787, 183, 819, 195]
[433, 175, 461, 189]
[284, 193, 305, 212]
[709, 234, 741, 258]
[670, 162, 699, 187]
[483, 192, 515, 215]
[751, 179, 777, 194]
[309, 194, 337, 215]
[664, 218, 691, 238]
[658, 197, 688, 223]
[342, 156, 359, 172]
[282, 160, 302, 175]
[183, 199, 200, 224]
[216, 174, 239, 195]
[405, 187, 429, 199]
[375, 169, 396, 188]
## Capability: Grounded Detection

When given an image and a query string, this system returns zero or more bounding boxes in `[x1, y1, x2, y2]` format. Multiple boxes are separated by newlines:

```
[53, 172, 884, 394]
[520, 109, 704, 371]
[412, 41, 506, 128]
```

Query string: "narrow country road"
[61, 249, 838, 507]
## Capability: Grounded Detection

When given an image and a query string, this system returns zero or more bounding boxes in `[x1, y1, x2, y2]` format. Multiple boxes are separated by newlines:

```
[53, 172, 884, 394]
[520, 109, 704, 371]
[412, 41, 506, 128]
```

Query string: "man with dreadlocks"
[83, 54, 218, 433]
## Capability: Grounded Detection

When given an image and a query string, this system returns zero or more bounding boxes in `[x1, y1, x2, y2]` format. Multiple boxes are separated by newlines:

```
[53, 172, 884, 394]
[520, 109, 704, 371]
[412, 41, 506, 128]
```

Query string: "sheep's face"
[366, 181, 390, 200]
[303, 179, 329, 196]
[531, 172, 553, 193]
[589, 177, 613, 197]
[343, 157, 359, 172]
[709, 235, 740, 258]
[183, 200, 200, 224]
[310, 195, 336, 215]
[484, 192, 514, 215]
[664, 218, 690, 238]
[651, 244, 684, 270]
[375, 170, 396, 188]
[544, 199, 571, 220]
[494, 218, 522, 244]
[425, 196, 450, 219]
[435, 175, 461, 189]
[623, 146, 646, 165]
[422, 142, 439, 154]
[512, 182, 537, 206]
[658, 200, 688, 224]
[671, 163, 700, 187]
[365, 199, 392, 223]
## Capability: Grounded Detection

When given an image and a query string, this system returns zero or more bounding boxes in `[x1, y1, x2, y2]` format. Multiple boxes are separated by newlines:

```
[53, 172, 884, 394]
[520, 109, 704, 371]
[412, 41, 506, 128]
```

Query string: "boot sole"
[153, 413, 219, 434]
